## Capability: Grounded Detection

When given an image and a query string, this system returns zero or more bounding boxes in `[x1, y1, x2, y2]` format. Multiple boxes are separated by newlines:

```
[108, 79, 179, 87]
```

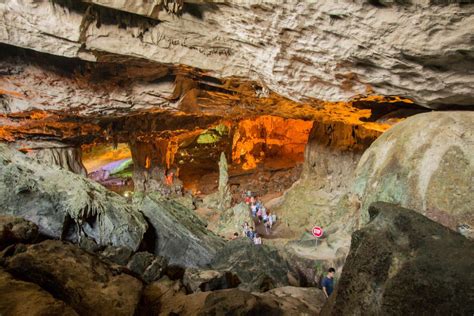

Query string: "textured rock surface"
[208, 202, 254, 238]
[136, 193, 225, 267]
[140, 277, 325, 316]
[202, 152, 232, 211]
[351, 111, 474, 230]
[3, 240, 143, 316]
[276, 120, 380, 233]
[183, 268, 240, 293]
[321, 202, 474, 315]
[211, 238, 295, 291]
[0, 144, 147, 250]
[0, 268, 78, 316]
[22, 142, 87, 176]
[1, 1, 473, 108]
[0, 215, 38, 250]
[127, 251, 168, 284]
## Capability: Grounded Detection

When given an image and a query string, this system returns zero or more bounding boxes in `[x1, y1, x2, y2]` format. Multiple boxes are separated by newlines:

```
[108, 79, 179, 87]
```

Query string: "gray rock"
[321, 202, 474, 315]
[0, 144, 148, 250]
[127, 251, 168, 284]
[3, 240, 143, 316]
[136, 193, 225, 267]
[0, 215, 38, 250]
[183, 268, 240, 293]
[211, 238, 296, 291]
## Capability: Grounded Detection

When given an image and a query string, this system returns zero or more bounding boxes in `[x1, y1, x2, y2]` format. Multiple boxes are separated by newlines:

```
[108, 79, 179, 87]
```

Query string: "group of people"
[244, 192, 274, 235]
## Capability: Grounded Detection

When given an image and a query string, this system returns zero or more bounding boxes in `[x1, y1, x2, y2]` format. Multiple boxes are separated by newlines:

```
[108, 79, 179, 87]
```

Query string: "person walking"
[322, 267, 335, 299]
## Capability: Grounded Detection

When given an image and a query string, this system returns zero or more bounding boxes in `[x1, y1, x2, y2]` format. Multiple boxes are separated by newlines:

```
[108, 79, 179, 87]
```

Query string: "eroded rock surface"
[0, 215, 38, 250]
[1, 1, 473, 108]
[211, 238, 295, 291]
[0, 144, 147, 250]
[136, 193, 225, 267]
[321, 202, 474, 315]
[140, 276, 325, 316]
[3, 240, 143, 316]
[0, 268, 78, 316]
[352, 111, 474, 231]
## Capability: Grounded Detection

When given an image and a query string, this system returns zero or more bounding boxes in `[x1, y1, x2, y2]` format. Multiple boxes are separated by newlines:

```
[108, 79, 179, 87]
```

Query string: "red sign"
[312, 226, 323, 238]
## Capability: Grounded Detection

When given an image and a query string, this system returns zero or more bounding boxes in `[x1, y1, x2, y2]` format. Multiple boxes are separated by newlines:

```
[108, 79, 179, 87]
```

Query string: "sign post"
[312, 226, 323, 247]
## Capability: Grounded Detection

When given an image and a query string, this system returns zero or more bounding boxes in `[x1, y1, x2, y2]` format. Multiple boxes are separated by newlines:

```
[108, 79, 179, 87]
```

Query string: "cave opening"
[80, 115, 314, 203]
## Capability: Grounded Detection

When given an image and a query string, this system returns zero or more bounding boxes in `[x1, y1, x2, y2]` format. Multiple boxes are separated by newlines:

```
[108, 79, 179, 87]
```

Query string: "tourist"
[232, 232, 239, 240]
[250, 202, 258, 217]
[256, 206, 264, 224]
[253, 233, 262, 245]
[244, 191, 252, 204]
[322, 267, 336, 299]
[242, 222, 250, 236]
[264, 209, 273, 234]
[246, 226, 255, 240]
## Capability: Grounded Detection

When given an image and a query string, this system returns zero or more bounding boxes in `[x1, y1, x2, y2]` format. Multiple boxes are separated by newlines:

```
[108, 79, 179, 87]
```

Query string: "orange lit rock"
[231, 116, 313, 170]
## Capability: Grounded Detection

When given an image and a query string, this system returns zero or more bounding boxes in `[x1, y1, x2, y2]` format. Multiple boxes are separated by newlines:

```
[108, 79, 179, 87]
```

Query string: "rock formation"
[136, 193, 225, 267]
[211, 238, 296, 291]
[203, 152, 232, 211]
[0, 269, 78, 316]
[140, 278, 326, 316]
[0, 144, 147, 250]
[1, 1, 473, 108]
[321, 202, 474, 315]
[351, 111, 474, 231]
[0, 215, 38, 250]
[276, 120, 381, 232]
[2, 240, 143, 316]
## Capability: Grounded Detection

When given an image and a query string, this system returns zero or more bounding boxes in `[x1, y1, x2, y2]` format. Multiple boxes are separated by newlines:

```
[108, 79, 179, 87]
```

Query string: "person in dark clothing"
[322, 267, 335, 298]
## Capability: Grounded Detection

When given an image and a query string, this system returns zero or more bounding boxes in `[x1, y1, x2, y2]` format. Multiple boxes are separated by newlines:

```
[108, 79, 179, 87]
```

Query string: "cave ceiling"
[0, 0, 473, 147]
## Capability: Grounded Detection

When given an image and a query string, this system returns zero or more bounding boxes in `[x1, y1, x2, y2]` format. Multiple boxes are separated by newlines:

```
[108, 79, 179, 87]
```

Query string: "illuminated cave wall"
[232, 116, 314, 170]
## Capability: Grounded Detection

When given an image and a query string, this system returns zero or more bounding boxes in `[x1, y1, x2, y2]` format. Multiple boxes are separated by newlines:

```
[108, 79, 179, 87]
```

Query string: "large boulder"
[321, 202, 474, 315]
[211, 238, 295, 291]
[136, 193, 225, 267]
[2, 240, 143, 316]
[0, 144, 147, 250]
[0, 268, 78, 316]
[0, 215, 38, 250]
[351, 112, 474, 231]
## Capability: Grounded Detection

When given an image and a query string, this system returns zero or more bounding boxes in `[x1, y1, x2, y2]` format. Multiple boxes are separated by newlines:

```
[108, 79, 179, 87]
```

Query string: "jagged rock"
[321, 202, 474, 315]
[0, 215, 38, 250]
[127, 251, 168, 284]
[351, 111, 474, 231]
[1, 1, 473, 108]
[99, 245, 133, 266]
[0, 144, 148, 250]
[203, 152, 232, 211]
[182, 268, 240, 293]
[136, 193, 225, 267]
[0, 268, 78, 316]
[3, 240, 143, 316]
[211, 238, 296, 291]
